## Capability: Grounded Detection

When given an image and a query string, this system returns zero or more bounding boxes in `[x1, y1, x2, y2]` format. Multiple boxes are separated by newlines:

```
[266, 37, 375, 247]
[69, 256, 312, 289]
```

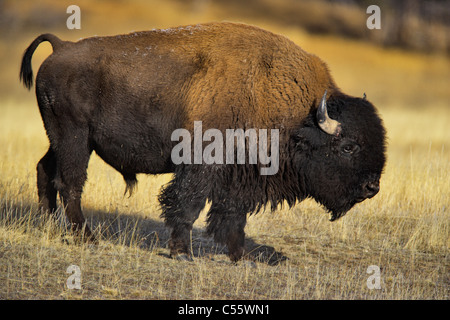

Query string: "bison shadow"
[0, 198, 287, 265]
[83, 207, 288, 266]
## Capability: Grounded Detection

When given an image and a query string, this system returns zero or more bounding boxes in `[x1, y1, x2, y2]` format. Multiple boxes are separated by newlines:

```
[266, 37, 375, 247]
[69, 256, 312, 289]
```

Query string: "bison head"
[292, 91, 386, 221]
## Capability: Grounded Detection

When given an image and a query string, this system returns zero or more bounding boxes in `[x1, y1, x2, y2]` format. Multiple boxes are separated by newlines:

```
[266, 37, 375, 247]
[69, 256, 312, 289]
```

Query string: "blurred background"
[1, 0, 449, 110]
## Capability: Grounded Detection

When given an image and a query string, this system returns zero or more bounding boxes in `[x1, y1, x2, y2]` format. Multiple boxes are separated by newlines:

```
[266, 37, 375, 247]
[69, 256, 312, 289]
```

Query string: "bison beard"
[20, 23, 386, 262]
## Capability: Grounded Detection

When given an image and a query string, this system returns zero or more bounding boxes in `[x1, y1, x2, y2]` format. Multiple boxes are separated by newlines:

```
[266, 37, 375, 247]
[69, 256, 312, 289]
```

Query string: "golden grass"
[0, 99, 448, 299]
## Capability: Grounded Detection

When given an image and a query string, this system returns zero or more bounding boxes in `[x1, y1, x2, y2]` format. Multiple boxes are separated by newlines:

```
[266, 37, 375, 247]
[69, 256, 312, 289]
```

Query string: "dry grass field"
[0, 0, 449, 300]
[3, 102, 448, 300]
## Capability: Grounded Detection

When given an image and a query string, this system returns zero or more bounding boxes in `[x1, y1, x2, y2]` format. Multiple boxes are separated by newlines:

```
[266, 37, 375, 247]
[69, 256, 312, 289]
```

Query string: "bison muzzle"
[20, 22, 386, 262]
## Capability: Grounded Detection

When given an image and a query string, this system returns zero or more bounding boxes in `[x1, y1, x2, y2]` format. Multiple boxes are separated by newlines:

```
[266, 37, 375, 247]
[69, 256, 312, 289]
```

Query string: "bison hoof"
[71, 227, 98, 245]
[60, 229, 98, 245]
[237, 260, 257, 269]
[172, 253, 194, 262]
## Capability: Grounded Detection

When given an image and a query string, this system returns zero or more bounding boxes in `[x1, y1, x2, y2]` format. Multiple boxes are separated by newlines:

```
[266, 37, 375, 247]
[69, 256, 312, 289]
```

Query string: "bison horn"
[317, 90, 341, 135]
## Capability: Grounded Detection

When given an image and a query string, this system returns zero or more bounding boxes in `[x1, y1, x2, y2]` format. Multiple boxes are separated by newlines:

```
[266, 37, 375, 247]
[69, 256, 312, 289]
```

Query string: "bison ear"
[294, 135, 310, 151]
[293, 127, 319, 151]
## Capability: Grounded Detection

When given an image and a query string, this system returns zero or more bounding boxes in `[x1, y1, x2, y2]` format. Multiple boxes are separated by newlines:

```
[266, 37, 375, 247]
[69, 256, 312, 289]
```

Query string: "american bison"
[20, 22, 386, 262]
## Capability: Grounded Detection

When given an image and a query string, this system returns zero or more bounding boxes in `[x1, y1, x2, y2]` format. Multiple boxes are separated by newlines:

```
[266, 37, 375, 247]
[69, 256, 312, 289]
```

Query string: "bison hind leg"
[37, 147, 57, 214]
[122, 173, 137, 197]
[51, 126, 96, 243]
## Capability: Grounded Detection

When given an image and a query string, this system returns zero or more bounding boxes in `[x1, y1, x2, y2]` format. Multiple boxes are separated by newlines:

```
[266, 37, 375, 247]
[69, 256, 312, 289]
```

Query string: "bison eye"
[340, 142, 360, 156]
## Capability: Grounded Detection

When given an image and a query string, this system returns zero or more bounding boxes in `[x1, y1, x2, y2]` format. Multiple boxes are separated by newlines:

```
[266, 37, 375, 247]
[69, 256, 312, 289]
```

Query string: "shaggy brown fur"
[20, 23, 386, 261]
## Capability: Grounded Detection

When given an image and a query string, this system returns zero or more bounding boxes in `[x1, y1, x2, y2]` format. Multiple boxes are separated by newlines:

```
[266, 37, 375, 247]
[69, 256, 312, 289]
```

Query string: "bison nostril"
[364, 181, 380, 198]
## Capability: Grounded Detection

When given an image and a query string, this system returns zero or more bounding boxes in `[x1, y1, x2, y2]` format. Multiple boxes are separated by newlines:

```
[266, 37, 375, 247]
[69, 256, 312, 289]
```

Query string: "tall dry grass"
[0, 99, 448, 299]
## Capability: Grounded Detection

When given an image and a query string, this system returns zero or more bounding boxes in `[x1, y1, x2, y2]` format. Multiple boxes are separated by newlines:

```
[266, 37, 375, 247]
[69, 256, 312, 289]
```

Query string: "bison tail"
[123, 173, 138, 198]
[20, 33, 63, 90]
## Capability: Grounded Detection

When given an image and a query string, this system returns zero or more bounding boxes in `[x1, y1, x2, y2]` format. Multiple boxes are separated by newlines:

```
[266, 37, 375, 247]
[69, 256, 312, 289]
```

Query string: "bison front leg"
[160, 167, 207, 260]
[206, 202, 247, 262]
